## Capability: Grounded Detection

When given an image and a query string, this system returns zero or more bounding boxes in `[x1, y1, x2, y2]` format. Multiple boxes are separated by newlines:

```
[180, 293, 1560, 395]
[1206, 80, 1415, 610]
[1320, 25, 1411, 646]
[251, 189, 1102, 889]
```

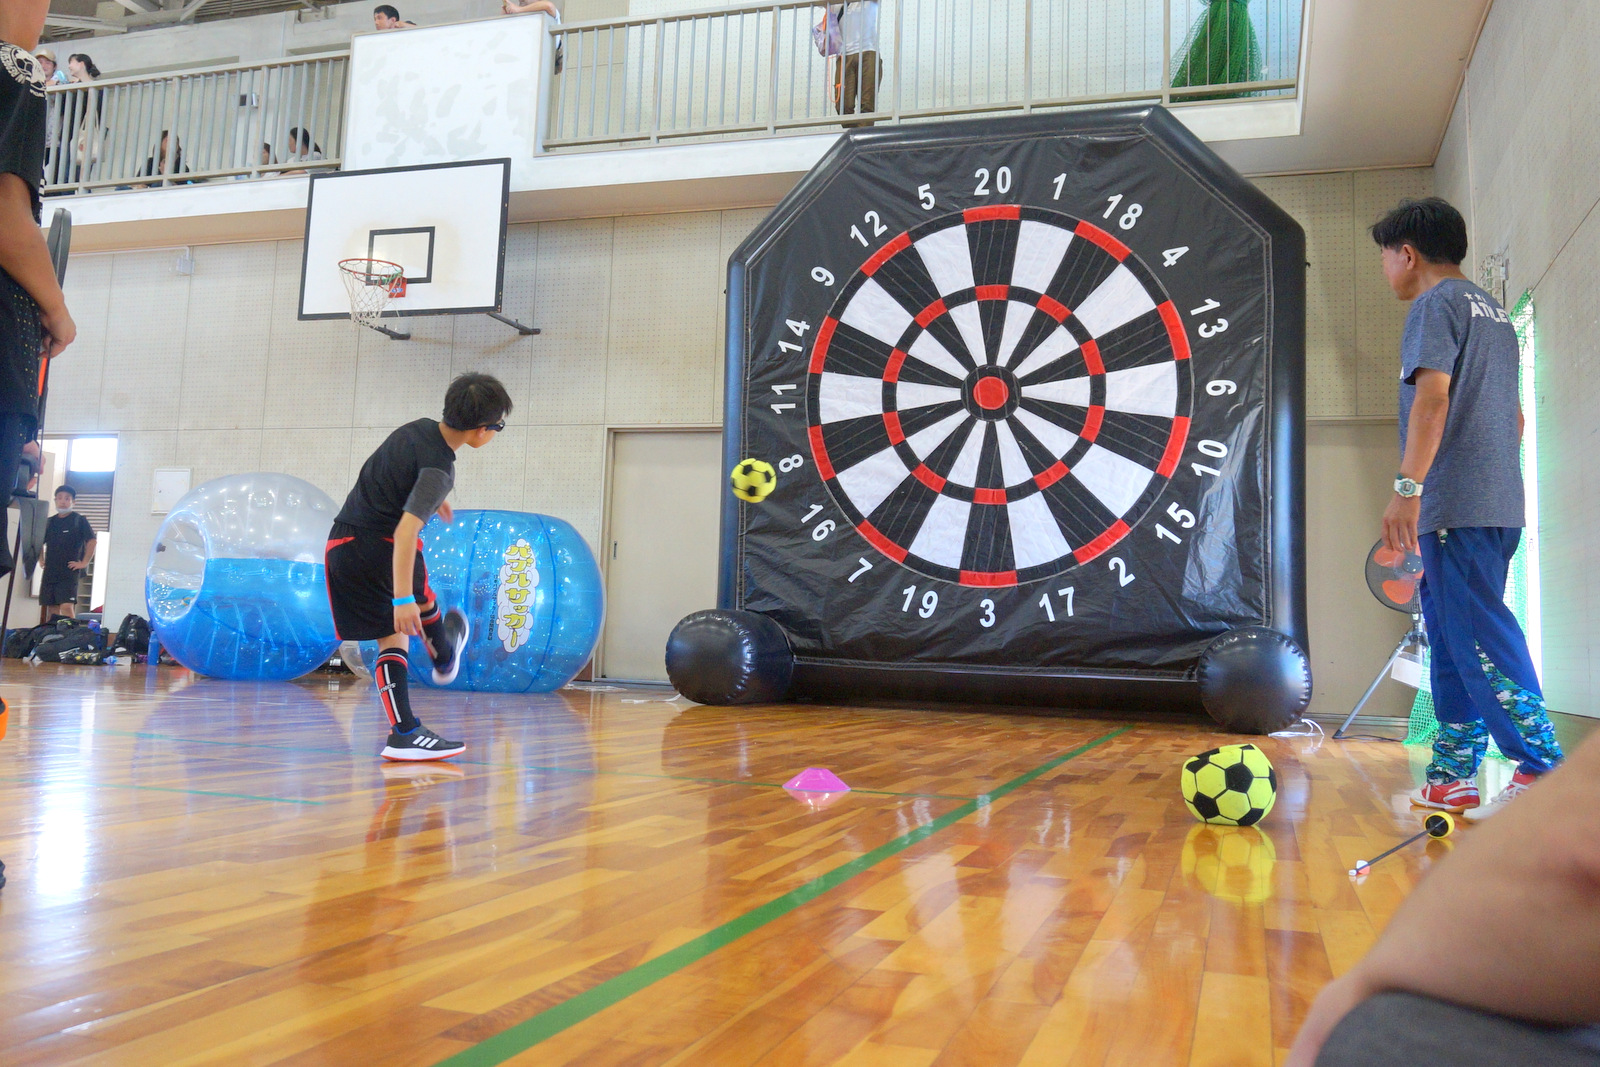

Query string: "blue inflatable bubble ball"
[146, 473, 340, 681]
[360, 511, 604, 693]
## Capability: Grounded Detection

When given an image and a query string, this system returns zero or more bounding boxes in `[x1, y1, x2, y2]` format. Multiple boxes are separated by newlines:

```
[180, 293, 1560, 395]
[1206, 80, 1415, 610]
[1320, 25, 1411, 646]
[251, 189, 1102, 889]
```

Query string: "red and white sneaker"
[1463, 771, 1537, 822]
[1410, 778, 1480, 812]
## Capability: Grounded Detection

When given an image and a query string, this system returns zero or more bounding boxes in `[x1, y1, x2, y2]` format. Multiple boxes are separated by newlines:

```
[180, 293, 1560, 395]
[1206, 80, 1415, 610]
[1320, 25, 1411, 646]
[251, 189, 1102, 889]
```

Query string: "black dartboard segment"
[806, 205, 1194, 587]
[721, 107, 1306, 713]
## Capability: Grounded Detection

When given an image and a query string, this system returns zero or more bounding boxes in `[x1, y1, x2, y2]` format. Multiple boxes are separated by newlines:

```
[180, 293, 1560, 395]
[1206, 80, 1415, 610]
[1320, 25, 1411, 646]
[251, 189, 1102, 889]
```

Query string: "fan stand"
[1333, 611, 1428, 740]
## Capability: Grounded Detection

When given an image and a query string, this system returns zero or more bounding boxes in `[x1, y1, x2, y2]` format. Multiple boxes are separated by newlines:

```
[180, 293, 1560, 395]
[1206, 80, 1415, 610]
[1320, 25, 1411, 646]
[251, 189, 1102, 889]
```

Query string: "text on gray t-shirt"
[1398, 278, 1524, 534]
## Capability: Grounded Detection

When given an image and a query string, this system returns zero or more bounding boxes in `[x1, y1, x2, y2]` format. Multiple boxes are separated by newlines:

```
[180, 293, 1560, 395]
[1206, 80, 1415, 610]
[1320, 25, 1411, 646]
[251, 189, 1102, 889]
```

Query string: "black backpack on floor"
[6, 623, 57, 659]
[33, 620, 102, 663]
[112, 613, 151, 655]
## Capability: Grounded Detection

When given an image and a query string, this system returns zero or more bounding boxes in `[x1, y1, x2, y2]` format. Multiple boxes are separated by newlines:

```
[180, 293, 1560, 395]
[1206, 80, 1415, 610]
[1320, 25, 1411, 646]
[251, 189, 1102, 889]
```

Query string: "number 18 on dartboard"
[711, 106, 1306, 713]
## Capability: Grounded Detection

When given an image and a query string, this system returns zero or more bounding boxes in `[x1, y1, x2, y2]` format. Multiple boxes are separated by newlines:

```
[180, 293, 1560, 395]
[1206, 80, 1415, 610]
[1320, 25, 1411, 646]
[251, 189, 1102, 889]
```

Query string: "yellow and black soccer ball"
[1180, 742, 1278, 826]
[730, 458, 777, 503]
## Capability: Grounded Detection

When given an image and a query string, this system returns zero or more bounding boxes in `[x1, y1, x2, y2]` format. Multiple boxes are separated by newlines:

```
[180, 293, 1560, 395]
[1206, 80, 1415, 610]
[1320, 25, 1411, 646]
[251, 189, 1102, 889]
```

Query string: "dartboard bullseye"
[719, 106, 1307, 710]
[805, 205, 1194, 587]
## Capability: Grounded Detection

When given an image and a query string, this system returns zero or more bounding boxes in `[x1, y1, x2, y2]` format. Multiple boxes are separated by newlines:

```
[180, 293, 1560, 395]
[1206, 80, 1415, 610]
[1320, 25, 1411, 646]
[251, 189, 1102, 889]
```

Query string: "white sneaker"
[1462, 771, 1537, 822]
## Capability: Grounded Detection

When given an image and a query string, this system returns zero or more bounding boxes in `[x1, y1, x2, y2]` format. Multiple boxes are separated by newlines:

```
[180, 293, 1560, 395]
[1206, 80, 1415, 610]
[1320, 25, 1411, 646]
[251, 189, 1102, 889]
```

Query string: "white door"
[602, 430, 722, 681]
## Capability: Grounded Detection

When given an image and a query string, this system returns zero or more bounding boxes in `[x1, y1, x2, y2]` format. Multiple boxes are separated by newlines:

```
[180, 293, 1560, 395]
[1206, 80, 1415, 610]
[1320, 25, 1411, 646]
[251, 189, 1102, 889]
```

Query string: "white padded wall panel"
[264, 240, 359, 430]
[175, 429, 265, 491]
[1353, 168, 1432, 417]
[605, 212, 721, 425]
[451, 225, 539, 421]
[48, 254, 112, 434]
[98, 251, 191, 431]
[523, 218, 613, 427]
[102, 429, 176, 623]
[179, 243, 275, 431]
[523, 424, 605, 546]
[1254, 174, 1357, 418]
[260, 426, 355, 506]
[352, 319, 455, 430]
[452, 425, 529, 513]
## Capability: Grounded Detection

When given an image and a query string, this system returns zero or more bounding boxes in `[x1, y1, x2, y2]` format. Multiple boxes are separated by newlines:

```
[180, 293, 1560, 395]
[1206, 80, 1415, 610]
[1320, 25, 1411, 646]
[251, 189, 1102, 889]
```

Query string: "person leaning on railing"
[815, 2, 881, 128]
[62, 52, 101, 187]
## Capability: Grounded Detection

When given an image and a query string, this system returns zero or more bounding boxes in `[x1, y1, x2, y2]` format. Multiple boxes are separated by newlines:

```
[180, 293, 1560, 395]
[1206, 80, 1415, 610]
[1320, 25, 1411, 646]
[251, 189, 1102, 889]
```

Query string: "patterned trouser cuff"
[1427, 718, 1487, 784]
[1480, 653, 1564, 768]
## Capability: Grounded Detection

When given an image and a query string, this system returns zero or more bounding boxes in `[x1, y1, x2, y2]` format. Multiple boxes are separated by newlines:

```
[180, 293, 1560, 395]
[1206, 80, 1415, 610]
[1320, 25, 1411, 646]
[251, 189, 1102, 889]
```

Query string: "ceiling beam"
[43, 13, 129, 32]
[108, 0, 157, 13]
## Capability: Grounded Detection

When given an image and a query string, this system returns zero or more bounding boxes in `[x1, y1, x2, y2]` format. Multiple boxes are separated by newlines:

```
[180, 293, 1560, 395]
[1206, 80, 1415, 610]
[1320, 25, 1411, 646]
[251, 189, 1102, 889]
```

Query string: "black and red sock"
[374, 648, 420, 734]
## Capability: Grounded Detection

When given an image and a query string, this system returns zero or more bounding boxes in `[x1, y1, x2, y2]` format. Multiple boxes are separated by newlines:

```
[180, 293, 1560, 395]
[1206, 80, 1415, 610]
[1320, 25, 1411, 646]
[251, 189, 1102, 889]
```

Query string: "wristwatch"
[1394, 475, 1424, 498]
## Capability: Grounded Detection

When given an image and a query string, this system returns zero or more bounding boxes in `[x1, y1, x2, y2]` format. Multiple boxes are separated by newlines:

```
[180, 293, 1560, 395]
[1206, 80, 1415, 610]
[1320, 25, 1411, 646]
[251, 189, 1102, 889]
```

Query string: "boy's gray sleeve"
[1401, 291, 1467, 384]
[403, 467, 454, 520]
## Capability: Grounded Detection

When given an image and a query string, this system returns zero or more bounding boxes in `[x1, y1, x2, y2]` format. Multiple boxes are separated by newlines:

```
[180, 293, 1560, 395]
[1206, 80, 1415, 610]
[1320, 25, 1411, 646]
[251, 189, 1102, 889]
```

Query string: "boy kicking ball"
[327, 372, 513, 761]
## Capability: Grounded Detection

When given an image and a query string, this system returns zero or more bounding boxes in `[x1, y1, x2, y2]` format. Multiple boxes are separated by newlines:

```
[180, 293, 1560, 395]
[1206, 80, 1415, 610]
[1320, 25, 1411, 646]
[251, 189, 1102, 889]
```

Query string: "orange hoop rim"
[338, 258, 405, 287]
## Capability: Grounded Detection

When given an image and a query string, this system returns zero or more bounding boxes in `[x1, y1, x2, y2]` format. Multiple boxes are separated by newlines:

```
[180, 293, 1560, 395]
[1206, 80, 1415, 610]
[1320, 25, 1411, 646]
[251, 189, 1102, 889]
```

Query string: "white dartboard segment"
[804, 204, 1194, 586]
[298, 158, 510, 320]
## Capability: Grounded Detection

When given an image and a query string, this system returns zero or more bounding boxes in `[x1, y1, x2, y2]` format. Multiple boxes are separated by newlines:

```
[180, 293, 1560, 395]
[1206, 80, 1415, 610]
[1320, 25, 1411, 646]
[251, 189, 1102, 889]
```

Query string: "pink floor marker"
[783, 767, 851, 793]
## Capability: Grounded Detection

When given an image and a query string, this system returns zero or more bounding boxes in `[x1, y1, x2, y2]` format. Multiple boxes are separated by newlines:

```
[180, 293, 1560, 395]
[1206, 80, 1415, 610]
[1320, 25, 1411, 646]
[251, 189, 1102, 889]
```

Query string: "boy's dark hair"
[1370, 197, 1469, 265]
[55, 485, 76, 500]
[443, 372, 513, 430]
[373, 4, 401, 17]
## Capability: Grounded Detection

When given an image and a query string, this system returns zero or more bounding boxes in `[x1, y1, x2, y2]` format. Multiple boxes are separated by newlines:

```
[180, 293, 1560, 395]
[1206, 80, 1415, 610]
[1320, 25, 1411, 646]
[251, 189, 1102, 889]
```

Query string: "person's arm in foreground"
[1381, 366, 1449, 553]
[502, 0, 557, 14]
[390, 491, 452, 637]
[1286, 730, 1600, 1066]
[0, 177, 73, 359]
[391, 512, 425, 637]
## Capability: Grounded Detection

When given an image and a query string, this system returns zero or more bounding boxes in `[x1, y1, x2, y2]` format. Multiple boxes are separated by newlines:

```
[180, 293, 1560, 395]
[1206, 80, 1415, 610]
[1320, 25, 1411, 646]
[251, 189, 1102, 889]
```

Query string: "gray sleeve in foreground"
[404, 467, 454, 520]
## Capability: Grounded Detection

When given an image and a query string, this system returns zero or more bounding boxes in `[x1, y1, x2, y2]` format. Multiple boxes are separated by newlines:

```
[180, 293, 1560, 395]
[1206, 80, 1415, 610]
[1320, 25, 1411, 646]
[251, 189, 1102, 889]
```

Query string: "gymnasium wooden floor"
[0, 666, 1590, 1066]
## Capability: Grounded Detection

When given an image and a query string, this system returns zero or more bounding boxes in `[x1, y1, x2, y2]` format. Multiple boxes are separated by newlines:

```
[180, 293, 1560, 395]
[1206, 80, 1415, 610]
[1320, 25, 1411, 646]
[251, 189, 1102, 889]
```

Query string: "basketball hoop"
[337, 258, 406, 331]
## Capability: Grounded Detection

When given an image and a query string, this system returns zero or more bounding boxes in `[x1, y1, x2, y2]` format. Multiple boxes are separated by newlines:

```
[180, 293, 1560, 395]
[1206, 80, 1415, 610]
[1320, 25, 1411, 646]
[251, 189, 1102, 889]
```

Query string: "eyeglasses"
[481, 422, 505, 433]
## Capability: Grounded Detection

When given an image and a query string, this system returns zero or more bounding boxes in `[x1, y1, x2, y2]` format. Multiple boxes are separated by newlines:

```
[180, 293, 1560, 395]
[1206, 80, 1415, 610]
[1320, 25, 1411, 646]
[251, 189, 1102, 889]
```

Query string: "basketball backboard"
[298, 158, 510, 321]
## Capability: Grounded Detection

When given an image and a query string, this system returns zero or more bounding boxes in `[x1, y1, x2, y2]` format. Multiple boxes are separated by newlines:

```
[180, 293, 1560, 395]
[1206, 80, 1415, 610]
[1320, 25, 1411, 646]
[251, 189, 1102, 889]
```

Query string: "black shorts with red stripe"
[325, 521, 437, 641]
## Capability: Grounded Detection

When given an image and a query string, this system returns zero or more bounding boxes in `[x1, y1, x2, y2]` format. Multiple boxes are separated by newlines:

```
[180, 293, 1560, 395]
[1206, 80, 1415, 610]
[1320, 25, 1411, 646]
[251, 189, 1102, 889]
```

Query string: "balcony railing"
[43, 53, 348, 195]
[546, 0, 1302, 150]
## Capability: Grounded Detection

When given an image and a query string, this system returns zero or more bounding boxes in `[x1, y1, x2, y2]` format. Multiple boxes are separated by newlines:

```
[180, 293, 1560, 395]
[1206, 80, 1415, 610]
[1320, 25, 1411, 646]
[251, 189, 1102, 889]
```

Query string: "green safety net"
[1171, 0, 1264, 101]
[1405, 291, 1537, 747]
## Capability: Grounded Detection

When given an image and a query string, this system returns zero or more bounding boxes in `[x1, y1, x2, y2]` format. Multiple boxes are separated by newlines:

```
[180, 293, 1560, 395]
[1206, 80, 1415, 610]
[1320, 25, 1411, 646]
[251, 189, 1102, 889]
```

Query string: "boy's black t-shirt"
[336, 418, 456, 533]
[0, 44, 48, 424]
[42, 510, 94, 580]
[0, 44, 47, 222]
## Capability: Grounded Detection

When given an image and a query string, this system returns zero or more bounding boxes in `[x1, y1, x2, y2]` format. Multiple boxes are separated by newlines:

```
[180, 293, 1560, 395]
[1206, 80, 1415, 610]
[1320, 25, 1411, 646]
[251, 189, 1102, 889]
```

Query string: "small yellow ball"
[730, 458, 777, 503]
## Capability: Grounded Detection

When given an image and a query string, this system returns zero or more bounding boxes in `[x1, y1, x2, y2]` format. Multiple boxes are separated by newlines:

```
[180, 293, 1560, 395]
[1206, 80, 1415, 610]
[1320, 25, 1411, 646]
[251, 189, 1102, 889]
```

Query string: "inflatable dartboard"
[720, 107, 1306, 712]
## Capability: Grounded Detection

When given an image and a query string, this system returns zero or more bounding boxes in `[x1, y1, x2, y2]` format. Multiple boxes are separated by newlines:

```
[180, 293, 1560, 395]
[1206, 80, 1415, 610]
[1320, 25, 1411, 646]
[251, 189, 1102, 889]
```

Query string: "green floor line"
[16, 725, 972, 800]
[0, 774, 326, 805]
[435, 725, 1130, 1067]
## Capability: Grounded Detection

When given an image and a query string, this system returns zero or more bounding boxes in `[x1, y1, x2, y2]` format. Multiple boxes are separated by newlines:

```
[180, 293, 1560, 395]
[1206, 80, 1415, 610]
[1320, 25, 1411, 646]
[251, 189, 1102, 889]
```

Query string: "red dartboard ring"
[805, 205, 1194, 587]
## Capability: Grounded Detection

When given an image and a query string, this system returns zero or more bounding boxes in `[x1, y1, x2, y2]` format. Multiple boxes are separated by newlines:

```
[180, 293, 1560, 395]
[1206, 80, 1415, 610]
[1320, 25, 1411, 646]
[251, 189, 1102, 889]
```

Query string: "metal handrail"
[42, 52, 349, 196]
[546, 0, 1304, 150]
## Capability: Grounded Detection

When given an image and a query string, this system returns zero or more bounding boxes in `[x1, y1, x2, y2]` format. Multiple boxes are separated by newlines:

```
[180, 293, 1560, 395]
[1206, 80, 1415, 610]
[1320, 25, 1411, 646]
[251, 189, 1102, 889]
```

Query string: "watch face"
[723, 108, 1305, 704]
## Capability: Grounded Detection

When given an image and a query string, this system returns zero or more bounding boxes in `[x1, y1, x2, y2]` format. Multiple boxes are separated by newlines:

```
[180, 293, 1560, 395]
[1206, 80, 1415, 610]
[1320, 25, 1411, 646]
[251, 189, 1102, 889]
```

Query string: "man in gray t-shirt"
[1372, 197, 1561, 821]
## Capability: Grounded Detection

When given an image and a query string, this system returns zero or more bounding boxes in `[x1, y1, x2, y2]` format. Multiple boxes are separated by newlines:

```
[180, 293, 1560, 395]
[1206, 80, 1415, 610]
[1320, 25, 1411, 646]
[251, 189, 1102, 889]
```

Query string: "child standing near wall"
[1371, 196, 1562, 820]
[326, 372, 513, 761]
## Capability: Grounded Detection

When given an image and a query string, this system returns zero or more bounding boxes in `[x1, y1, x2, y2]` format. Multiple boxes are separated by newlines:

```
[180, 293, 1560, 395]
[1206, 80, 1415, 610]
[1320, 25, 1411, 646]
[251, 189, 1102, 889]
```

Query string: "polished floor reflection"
[0, 664, 1561, 1065]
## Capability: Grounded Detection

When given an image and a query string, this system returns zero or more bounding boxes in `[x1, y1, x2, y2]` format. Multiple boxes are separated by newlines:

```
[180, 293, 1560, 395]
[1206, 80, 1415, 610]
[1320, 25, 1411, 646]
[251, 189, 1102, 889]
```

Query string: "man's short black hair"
[55, 485, 76, 500]
[443, 372, 513, 430]
[1370, 197, 1469, 265]
[374, 4, 401, 17]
